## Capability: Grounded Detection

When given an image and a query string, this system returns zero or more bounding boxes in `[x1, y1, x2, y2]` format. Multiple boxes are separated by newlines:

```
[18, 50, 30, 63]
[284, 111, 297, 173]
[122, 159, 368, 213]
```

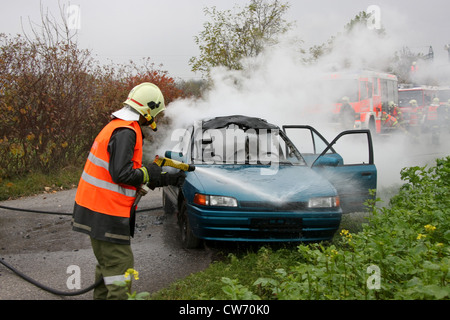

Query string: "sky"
[1, 0, 449, 80]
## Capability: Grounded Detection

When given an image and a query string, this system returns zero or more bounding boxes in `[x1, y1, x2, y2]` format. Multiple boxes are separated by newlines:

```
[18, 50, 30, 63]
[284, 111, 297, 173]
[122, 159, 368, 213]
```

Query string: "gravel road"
[0, 188, 215, 300]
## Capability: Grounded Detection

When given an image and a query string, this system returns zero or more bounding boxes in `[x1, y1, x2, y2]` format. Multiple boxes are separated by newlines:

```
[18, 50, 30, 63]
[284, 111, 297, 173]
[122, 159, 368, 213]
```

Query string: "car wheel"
[179, 201, 201, 249]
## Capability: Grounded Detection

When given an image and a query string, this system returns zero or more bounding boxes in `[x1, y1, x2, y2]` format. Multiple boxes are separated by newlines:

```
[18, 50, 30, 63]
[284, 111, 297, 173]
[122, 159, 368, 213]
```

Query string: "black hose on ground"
[0, 258, 103, 296]
[0, 204, 163, 296]
[0, 204, 163, 215]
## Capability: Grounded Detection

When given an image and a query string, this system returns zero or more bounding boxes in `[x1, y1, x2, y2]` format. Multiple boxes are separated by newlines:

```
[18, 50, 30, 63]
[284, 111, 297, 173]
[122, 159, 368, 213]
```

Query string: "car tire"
[179, 201, 201, 249]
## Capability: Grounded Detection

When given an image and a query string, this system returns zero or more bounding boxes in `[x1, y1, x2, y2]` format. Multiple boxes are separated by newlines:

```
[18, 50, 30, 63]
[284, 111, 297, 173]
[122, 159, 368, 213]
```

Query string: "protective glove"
[160, 171, 186, 187]
[147, 163, 162, 179]
[140, 163, 160, 190]
[144, 163, 187, 189]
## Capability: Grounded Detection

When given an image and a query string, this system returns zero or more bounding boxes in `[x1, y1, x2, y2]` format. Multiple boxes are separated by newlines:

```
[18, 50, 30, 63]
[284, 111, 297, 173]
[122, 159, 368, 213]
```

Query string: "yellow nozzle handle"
[154, 156, 195, 172]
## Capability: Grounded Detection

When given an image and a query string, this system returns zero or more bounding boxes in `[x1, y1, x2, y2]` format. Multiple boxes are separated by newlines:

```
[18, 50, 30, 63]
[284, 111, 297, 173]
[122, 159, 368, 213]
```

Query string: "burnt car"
[162, 115, 376, 248]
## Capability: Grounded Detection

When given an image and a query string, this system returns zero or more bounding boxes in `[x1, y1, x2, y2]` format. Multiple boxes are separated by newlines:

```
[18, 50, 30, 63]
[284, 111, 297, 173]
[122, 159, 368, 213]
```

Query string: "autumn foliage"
[0, 33, 184, 180]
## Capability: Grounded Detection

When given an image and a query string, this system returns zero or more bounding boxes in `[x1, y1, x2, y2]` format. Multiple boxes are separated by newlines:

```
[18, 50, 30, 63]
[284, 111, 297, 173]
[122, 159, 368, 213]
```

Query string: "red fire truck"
[323, 70, 398, 133]
[398, 85, 436, 128]
[436, 87, 450, 105]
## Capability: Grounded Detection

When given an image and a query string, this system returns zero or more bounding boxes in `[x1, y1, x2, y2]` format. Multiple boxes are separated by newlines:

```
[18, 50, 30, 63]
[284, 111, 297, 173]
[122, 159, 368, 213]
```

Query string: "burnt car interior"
[190, 115, 306, 166]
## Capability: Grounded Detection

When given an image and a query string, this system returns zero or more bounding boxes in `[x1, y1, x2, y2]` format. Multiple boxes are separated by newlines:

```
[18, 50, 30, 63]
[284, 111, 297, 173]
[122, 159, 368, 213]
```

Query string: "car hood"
[185, 164, 337, 203]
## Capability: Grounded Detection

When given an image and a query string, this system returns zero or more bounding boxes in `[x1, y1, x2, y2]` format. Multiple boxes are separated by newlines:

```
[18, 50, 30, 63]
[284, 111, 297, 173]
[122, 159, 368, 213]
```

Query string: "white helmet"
[124, 83, 165, 130]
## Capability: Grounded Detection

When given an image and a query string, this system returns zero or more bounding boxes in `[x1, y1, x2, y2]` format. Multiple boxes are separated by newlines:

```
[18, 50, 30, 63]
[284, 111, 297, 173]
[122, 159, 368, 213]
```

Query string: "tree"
[343, 11, 385, 36]
[306, 11, 386, 65]
[176, 79, 207, 98]
[390, 46, 437, 84]
[189, 0, 294, 77]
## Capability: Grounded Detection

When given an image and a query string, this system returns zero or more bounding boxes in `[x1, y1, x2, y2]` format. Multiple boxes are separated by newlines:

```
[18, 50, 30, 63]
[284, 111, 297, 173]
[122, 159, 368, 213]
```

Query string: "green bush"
[154, 157, 449, 300]
[0, 33, 105, 178]
[227, 157, 450, 300]
[0, 32, 184, 182]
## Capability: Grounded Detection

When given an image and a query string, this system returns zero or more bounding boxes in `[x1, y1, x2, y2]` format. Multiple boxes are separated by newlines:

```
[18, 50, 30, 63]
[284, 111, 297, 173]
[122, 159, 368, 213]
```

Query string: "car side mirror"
[165, 150, 183, 160]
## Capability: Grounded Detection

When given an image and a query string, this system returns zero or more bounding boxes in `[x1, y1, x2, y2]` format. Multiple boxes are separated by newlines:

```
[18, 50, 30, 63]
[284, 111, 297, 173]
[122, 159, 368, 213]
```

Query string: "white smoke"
[151, 12, 450, 191]
[163, 25, 398, 130]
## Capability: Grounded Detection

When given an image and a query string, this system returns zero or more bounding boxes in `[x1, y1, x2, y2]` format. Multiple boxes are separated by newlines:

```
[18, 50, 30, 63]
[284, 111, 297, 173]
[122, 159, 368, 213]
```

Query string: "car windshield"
[192, 124, 306, 165]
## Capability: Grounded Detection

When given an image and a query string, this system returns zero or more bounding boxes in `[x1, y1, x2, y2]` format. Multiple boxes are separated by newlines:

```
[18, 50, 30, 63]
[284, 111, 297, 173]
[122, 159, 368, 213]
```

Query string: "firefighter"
[408, 99, 423, 137]
[381, 102, 399, 132]
[388, 101, 404, 126]
[409, 99, 421, 123]
[427, 98, 440, 144]
[339, 97, 356, 129]
[437, 99, 450, 134]
[72, 83, 186, 300]
[427, 98, 440, 120]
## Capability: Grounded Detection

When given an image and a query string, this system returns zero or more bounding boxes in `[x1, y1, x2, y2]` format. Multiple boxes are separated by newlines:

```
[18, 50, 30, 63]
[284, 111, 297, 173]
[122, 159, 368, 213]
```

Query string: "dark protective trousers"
[90, 237, 134, 300]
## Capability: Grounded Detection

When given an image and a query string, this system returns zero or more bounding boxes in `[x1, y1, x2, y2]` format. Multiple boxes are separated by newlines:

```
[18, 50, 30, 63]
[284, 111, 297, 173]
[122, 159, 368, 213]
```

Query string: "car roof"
[202, 115, 279, 130]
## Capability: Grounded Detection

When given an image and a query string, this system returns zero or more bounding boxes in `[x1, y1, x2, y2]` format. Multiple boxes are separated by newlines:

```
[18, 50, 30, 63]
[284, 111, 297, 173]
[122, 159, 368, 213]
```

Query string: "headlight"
[308, 196, 340, 208]
[194, 193, 238, 207]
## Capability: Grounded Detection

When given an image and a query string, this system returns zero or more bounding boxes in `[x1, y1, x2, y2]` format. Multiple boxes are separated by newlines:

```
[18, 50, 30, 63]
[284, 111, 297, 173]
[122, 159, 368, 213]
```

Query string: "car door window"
[283, 126, 332, 155]
[312, 130, 374, 166]
[283, 125, 336, 166]
[326, 133, 371, 165]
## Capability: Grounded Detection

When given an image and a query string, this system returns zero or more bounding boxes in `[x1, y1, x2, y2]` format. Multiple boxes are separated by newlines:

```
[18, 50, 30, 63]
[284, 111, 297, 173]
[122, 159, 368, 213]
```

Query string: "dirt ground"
[0, 188, 215, 300]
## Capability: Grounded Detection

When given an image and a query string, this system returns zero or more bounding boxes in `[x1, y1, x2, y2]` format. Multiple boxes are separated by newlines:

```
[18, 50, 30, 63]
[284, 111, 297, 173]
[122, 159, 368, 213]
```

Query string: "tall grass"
[0, 165, 82, 201]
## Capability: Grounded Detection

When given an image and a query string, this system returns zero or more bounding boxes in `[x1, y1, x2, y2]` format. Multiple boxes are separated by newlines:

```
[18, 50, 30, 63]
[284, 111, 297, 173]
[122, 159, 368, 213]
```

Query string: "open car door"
[283, 125, 377, 213]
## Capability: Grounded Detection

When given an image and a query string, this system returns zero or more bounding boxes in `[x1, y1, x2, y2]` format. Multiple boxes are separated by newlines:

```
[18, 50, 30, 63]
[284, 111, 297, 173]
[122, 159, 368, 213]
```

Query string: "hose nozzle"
[153, 155, 195, 172]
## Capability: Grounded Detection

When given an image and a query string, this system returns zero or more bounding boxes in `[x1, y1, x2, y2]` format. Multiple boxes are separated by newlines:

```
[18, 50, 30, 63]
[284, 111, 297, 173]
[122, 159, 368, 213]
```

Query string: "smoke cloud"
[150, 11, 450, 191]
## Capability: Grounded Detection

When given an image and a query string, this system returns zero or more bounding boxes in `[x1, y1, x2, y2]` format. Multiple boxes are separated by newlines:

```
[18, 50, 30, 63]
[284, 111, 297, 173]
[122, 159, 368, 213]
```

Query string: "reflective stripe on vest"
[87, 152, 109, 170]
[427, 106, 438, 121]
[75, 119, 143, 218]
[81, 170, 136, 198]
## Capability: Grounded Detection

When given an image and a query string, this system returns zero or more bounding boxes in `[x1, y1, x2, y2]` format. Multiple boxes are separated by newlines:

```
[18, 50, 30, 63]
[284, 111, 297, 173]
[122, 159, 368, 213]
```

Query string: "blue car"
[162, 115, 376, 248]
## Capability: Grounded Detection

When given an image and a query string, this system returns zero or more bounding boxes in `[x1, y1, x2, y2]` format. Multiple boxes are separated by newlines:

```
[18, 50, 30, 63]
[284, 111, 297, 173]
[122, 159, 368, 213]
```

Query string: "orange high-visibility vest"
[75, 119, 143, 218]
[381, 112, 398, 128]
[427, 106, 438, 121]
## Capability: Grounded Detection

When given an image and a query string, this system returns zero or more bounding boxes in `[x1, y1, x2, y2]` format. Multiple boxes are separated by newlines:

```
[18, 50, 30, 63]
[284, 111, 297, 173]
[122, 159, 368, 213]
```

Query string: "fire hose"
[0, 155, 194, 296]
[0, 204, 162, 296]
[0, 258, 103, 296]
